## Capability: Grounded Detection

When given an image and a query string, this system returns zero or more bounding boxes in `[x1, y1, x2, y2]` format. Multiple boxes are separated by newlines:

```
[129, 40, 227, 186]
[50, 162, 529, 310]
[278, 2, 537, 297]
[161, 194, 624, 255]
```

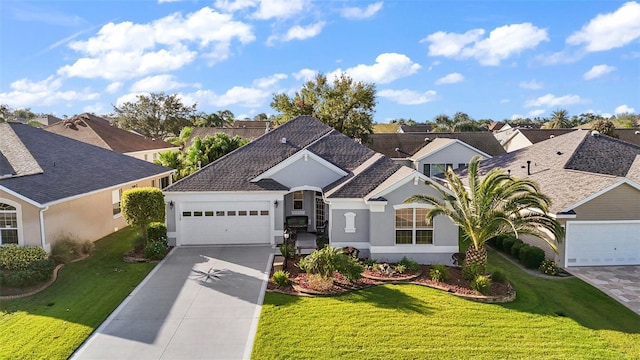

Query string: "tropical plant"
[430, 264, 450, 282]
[405, 156, 564, 275]
[271, 270, 291, 287]
[545, 109, 571, 129]
[298, 246, 363, 282]
[398, 256, 420, 271]
[591, 119, 617, 137]
[471, 274, 492, 295]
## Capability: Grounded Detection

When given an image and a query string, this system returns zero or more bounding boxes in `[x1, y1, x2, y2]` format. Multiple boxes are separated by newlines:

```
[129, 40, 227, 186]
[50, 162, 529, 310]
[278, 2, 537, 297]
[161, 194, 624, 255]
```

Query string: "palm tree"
[545, 109, 570, 129]
[405, 156, 564, 271]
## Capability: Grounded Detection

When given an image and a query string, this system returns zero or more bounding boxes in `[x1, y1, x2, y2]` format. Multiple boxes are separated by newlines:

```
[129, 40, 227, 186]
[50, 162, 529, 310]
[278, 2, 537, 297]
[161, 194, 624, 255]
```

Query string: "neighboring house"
[229, 120, 271, 129]
[397, 124, 434, 133]
[488, 122, 510, 132]
[468, 129, 640, 268]
[164, 116, 459, 264]
[367, 133, 506, 177]
[0, 123, 174, 250]
[499, 128, 577, 152]
[187, 126, 268, 147]
[33, 115, 63, 126]
[44, 113, 179, 162]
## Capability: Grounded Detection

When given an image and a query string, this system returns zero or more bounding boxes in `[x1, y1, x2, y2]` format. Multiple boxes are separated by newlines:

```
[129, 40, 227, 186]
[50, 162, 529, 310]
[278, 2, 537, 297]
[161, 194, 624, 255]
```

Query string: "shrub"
[491, 270, 507, 283]
[395, 264, 407, 274]
[0, 245, 48, 270]
[298, 246, 363, 282]
[398, 256, 420, 271]
[121, 187, 165, 244]
[279, 244, 295, 259]
[471, 275, 492, 295]
[271, 270, 290, 287]
[144, 240, 168, 260]
[306, 274, 334, 291]
[510, 239, 524, 257]
[539, 258, 559, 276]
[501, 236, 517, 254]
[51, 235, 95, 264]
[462, 261, 485, 281]
[316, 235, 329, 249]
[520, 245, 546, 269]
[147, 222, 167, 244]
[361, 258, 377, 268]
[430, 264, 450, 282]
[494, 236, 504, 251]
[338, 257, 364, 282]
[0, 258, 55, 288]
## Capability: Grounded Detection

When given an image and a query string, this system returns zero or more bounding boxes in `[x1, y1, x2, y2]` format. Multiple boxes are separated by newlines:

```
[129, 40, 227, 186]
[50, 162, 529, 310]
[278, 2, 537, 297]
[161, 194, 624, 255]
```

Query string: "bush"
[0, 258, 55, 288]
[398, 256, 420, 271]
[147, 222, 167, 244]
[361, 258, 377, 268]
[539, 258, 559, 276]
[510, 239, 525, 258]
[494, 236, 504, 251]
[279, 244, 295, 259]
[271, 270, 290, 287]
[306, 274, 334, 291]
[51, 235, 95, 264]
[0, 245, 48, 270]
[501, 236, 517, 254]
[298, 246, 363, 282]
[462, 261, 485, 281]
[491, 270, 507, 283]
[471, 274, 492, 295]
[144, 240, 168, 260]
[316, 235, 329, 249]
[520, 245, 546, 269]
[430, 264, 450, 282]
[339, 257, 364, 282]
[395, 264, 407, 274]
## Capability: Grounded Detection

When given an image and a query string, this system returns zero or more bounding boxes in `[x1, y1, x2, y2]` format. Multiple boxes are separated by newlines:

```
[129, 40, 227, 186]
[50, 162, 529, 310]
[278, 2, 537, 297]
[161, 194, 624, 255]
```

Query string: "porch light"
[169, 201, 174, 209]
[283, 228, 290, 240]
[274, 200, 279, 208]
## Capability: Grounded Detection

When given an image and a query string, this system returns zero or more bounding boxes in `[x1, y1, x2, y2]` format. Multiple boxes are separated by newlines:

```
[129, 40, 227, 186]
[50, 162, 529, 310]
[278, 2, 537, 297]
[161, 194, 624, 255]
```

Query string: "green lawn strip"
[253, 249, 640, 359]
[0, 227, 156, 360]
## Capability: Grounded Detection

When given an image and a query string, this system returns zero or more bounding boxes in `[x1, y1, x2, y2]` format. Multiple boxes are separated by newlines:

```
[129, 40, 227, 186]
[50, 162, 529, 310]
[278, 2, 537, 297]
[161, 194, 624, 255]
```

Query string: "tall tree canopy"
[270, 73, 376, 143]
[406, 156, 564, 272]
[544, 109, 571, 129]
[431, 112, 482, 132]
[193, 110, 235, 127]
[113, 92, 197, 139]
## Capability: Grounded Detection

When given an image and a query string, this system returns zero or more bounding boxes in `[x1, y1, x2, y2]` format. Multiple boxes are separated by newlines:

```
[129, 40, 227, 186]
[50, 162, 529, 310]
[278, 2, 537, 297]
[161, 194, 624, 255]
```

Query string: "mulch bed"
[267, 257, 512, 299]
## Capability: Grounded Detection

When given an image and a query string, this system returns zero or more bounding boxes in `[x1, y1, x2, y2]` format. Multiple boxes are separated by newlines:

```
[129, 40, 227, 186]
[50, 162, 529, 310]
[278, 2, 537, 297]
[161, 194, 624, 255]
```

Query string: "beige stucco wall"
[571, 183, 640, 221]
[503, 133, 533, 152]
[0, 190, 42, 247]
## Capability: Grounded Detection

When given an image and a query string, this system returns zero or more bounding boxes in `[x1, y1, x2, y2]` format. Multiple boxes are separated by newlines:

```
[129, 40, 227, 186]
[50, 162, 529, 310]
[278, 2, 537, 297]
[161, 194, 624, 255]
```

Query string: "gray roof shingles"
[328, 156, 403, 198]
[0, 123, 173, 204]
[368, 132, 506, 158]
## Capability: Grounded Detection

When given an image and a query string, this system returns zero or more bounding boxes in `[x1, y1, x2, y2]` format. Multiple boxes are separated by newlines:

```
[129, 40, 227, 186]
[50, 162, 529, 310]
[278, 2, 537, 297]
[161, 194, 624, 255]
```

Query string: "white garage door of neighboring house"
[565, 221, 640, 267]
[180, 201, 271, 245]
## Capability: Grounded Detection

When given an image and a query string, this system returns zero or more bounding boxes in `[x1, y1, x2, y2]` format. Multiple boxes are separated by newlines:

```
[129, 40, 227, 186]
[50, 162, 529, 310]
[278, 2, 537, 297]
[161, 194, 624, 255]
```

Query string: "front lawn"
[0, 227, 156, 360]
[253, 248, 640, 359]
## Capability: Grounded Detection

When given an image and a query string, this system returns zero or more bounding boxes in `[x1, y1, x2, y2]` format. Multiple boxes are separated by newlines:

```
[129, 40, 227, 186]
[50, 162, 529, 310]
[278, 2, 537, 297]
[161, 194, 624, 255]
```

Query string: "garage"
[565, 221, 640, 266]
[179, 201, 271, 245]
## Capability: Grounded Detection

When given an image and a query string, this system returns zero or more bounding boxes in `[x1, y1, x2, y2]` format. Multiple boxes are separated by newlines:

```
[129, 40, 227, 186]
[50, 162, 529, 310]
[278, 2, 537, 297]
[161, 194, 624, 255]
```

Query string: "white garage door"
[180, 201, 271, 245]
[565, 221, 640, 267]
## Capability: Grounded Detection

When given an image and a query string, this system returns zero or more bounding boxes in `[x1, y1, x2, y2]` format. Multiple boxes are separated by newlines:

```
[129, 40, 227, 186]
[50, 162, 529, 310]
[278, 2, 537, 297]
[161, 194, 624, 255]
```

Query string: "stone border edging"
[0, 253, 90, 300]
[361, 269, 423, 282]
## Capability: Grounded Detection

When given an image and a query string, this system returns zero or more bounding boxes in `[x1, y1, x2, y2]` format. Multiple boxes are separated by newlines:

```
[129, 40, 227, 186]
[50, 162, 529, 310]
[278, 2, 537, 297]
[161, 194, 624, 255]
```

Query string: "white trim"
[0, 198, 24, 246]
[370, 245, 458, 254]
[393, 203, 434, 210]
[325, 198, 367, 210]
[344, 212, 356, 233]
[559, 178, 640, 213]
[410, 138, 492, 162]
[39, 206, 49, 251]
[251, 149, 348, 183]
[369, 170, 453, 200]
[289, 185, 323, 193]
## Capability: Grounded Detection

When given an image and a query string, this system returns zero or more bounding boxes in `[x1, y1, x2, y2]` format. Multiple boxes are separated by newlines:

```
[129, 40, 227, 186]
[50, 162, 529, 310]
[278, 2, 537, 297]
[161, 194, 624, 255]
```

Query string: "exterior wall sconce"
[274, 200, 279, 208]
[169, 201, 174, 209]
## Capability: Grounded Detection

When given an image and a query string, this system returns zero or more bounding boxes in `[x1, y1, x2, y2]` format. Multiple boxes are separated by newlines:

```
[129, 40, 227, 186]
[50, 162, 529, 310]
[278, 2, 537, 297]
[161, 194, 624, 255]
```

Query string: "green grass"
[0, 227, 156, 360]
[253, 248, 640, 359]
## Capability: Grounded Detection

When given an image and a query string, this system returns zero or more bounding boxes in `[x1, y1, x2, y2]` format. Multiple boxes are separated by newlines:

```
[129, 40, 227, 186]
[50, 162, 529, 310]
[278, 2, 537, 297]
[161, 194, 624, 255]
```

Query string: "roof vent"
[591, 130, 600, 137]
[424, 137, 430, 142]
[549, 135, 555, 138]
[635, 131, 640, 135]
[556, 151, 563, 155]
[280, 137, 287, 144]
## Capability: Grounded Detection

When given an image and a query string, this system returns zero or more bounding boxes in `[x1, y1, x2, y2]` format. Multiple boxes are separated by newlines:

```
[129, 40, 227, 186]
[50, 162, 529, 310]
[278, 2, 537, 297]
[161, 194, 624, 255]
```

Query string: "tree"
[121, 187, 165, 245]
[592, 119, 617, 137]
[165, 126, 193, 149]
[113, 92, 197, 139]
[0, 104, 10, 122]
[431, 112, 475, 132]
[194, 110, 235, 127]
[405, 156, 564, 272]
[271, 73, 376, 143]
[544, 109, 570, 129]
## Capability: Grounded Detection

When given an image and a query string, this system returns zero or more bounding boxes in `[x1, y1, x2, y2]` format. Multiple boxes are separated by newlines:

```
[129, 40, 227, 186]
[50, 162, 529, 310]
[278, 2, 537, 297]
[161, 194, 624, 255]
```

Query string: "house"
[44, 113, 179, 162]
[33, 114, 63, 127]
[164, 116, 459, 264]
[0, 122, 174, 250]
[469, 129, 640, 267]
[498, 128, 578, 152]
[367, 133, 506, 177]
[487, 121, 510, 132]
[397, 124, 434, 133]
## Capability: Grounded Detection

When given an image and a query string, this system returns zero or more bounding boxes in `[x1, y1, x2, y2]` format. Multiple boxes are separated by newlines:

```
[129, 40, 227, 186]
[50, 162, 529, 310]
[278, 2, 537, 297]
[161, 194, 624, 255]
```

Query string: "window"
[144, 154, 148, 161]
[205, 211, 214, 217]
[151, 179, 156, 188]
[425, 163, 453, 178]
[216, 211, 225, 216]
[395, 208, 433, 245]
[293, 191, 304, 210]
[193, 211, 203, 217]
[160, 176, 170, 189]
[458, 163, 467, 169]
[112, 189, 122, 216]
[0, 203, 18, 245]
[238, 210, 247, 216]
[182, 211, 192, 217]
[227, 211, 236, 216]
[250, 210, 258, 216]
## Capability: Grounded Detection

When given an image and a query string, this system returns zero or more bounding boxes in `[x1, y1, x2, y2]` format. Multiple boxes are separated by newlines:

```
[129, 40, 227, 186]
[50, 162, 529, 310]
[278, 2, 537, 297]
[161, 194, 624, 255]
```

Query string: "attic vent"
[424, 137, 430, 142]
[549, 135, 554, 138]
[591, 130, 600, 137]
[280, 137, 287, 144]
[635, 131, 640, 135]
[556, 151, 563, 155]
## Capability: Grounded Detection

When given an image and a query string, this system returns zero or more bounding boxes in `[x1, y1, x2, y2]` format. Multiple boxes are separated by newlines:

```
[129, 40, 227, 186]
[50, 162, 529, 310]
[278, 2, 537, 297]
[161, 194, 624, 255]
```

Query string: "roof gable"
[411, 138, 492, 161]
[368, 132, 505, 159]
[252, 149, 348, 188]
[0, 123, 43, 177]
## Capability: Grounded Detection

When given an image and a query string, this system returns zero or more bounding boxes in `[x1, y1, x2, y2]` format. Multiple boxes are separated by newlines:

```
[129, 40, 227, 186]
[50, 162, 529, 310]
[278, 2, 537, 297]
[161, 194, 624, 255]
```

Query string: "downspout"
[39, 206, 49, 251]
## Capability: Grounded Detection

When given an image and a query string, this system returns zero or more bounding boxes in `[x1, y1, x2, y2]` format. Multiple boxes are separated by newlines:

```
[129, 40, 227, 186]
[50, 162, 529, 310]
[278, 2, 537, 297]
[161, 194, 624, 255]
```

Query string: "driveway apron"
[567, 266, 640, 317]
[71, 245, 274, 360]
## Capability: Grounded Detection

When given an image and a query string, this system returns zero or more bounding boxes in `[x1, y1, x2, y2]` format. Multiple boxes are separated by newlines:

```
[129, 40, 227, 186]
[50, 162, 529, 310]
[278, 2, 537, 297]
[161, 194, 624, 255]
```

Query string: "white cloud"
[378, 89, 437, 105]
[268, 21, 325, 45]
[329, 53, 421, 84]
[435, 72, 464, 85]
[185, 86, 270, 108]
[525, 93, 584, 108]
[83, 102, 108, 114]
[105, 82, 123, 93]
[519, 79, 543, 90]
[59, 7, 255, 80]
[253, 0, 307, 20]
[0, 76, 99, 108]
[214, 0, 257, 13]
[567, 1, 640, 52]
[583, 64, 616, 80]
[422, 23, 548, 65]
[340, 2, 383, 20]
[130, 74, 188, 92]
[500, 99, 510, 104]
[528, 109, 545, 117]
[253, 73, 287, 88]
[615, 104, 636, 114]
[292, 68, 317, 81]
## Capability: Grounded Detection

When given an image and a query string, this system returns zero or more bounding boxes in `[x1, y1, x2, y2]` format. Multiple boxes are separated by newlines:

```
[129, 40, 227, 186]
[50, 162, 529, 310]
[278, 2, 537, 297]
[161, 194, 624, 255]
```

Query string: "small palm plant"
[406, 156, 564, 273]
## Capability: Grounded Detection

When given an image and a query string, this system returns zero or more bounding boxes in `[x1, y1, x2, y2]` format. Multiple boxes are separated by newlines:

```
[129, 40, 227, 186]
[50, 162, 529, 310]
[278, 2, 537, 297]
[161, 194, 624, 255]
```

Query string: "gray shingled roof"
[165, 116, 410, 198]
[518, 129, 577, 144]
[466, 130, 640, 213]
[0, 123, 173, 205]
[368, 132, 506, 158]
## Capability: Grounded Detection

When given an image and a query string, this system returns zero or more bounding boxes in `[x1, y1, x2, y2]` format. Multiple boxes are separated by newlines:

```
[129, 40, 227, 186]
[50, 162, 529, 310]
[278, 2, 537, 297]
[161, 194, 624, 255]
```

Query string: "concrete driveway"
[567, 266, 640, 316]
[71, 245, 274, 360]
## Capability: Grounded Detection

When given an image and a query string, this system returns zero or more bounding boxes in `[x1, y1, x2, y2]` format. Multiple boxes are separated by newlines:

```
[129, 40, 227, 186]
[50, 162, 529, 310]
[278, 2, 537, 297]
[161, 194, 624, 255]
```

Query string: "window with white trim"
[423, 163, 453, 178]
[293, 191, 304, 210]
[112, 189, 122, 216]
[0, 203, 18, 245]
[395, 208, 433, 244]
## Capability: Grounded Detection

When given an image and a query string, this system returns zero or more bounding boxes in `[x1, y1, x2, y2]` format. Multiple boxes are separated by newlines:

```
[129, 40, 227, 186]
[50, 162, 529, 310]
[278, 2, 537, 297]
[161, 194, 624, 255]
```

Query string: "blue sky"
[1, 0, 638, 123]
